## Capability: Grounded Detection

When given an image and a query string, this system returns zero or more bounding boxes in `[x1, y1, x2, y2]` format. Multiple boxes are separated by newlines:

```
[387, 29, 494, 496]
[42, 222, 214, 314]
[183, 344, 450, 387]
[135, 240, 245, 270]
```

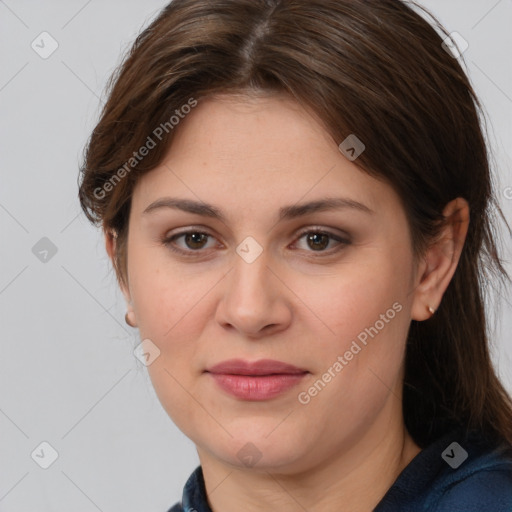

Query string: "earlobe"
[411, 197, 470, 321]
[125, 311, 137, 328]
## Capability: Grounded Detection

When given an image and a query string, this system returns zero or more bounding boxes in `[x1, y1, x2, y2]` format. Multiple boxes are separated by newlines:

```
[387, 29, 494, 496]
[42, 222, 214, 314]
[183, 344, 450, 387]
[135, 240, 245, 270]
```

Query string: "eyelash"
[161, 227, 351, 258]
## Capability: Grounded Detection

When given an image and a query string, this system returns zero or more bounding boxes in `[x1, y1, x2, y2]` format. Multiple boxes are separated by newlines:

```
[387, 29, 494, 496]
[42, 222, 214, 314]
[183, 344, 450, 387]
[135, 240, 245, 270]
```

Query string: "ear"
[104, 229, 138, 327]
[104, 228, 134, 312]
[411, 197, 470, 321]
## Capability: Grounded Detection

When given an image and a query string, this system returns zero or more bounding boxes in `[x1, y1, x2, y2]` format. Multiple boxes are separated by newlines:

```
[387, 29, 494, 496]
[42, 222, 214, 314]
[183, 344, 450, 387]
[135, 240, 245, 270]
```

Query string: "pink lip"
[207, 358, 306, 375]
[205, 359, 308, 401]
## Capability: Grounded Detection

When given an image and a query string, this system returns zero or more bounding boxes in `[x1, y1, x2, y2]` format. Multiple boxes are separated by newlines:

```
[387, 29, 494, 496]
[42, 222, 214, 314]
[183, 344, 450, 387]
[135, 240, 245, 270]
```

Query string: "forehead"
[131, 94, 401, 224]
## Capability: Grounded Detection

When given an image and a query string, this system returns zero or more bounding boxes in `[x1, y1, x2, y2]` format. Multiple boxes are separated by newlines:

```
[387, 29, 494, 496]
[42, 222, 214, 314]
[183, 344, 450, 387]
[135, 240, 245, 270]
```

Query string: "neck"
[198, 409, 421, 512]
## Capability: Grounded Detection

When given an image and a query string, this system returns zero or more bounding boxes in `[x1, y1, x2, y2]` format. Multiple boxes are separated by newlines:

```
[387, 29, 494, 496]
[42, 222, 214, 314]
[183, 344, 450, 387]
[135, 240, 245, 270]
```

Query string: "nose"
[214, 251, 293, 338]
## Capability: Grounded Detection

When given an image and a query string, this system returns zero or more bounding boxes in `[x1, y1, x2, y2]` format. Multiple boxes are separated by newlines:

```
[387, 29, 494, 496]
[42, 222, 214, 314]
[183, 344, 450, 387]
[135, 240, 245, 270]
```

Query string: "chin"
[202, 425, 311, 472]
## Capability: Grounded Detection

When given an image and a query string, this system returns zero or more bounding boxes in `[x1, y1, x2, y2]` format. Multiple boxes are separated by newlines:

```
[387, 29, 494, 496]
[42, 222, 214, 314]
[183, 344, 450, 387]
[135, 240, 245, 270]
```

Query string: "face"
[122, 94, 421, 473]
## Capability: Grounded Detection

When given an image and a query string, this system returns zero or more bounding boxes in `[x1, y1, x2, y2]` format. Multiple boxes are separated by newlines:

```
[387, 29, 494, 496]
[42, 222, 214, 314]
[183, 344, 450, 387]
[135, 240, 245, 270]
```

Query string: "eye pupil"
[307, 232, 329, 251]
[185, 232, 208, 249]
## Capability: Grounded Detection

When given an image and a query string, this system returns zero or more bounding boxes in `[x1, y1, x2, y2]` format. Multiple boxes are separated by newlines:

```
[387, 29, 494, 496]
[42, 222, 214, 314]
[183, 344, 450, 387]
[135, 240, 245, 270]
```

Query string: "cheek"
[300, 255, 410, 351]
[297, 250, 413, 404]
[127, 249, 219, 371]
[128, 261, 216, 437]
[127, 243, 211, 340]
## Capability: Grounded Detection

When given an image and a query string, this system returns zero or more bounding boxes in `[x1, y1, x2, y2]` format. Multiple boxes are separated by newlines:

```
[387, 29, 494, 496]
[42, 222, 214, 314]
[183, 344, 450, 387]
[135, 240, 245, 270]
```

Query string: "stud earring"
[125, 311, 137, 327]
[428, 306, 436, 315]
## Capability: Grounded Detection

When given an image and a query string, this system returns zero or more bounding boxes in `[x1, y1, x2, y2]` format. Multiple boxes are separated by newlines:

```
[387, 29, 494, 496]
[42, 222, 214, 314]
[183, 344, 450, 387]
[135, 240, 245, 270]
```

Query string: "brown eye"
[292, 229, 351, 255]
[163, 230, 217, 255]
[306, 232, 330, 251]
[183, 232, 209, 249]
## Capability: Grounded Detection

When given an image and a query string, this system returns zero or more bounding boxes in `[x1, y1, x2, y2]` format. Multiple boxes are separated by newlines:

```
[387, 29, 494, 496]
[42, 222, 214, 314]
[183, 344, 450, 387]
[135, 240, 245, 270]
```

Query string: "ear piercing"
[428, 306, 436, 315]
[125, 311, 137, 327]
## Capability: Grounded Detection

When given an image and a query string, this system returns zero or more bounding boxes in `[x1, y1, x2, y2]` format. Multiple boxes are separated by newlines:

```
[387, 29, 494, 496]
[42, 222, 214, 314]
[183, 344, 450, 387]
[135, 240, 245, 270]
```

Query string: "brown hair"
[78, 0, 512, 448]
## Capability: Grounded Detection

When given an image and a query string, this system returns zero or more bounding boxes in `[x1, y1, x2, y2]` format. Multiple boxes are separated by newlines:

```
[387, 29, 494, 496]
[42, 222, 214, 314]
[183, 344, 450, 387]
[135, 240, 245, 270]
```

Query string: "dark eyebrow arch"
[142, 197, 374, 221]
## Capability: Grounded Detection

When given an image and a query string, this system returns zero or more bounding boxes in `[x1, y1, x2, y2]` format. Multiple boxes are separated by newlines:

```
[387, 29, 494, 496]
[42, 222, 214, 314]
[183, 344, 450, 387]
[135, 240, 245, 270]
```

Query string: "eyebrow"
[142, 196, 374, 221]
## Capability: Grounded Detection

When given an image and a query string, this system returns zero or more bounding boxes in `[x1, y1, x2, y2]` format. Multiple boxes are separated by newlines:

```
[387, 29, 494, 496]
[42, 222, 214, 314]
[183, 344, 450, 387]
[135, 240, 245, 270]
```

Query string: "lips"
[206, 358, 307, 376]
[205, 359, 308, 400]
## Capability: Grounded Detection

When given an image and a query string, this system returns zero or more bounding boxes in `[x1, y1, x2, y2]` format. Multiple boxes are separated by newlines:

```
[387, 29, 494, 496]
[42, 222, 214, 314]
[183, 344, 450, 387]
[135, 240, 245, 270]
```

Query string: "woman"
[78, 0, 512, 510]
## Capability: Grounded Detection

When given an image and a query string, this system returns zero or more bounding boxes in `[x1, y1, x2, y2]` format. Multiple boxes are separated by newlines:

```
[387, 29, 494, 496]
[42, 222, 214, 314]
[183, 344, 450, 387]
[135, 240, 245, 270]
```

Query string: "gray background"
[1, 1, 511, 510]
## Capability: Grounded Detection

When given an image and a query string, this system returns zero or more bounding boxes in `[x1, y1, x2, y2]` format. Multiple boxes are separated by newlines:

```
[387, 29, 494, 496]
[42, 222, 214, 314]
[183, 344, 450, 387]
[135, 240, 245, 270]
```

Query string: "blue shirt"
[167, 430, 512, 511]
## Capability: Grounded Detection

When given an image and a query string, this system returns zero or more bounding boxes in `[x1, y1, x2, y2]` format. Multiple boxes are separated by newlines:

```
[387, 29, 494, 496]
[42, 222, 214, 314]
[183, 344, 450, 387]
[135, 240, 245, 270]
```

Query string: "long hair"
[78, 0, 512, 448]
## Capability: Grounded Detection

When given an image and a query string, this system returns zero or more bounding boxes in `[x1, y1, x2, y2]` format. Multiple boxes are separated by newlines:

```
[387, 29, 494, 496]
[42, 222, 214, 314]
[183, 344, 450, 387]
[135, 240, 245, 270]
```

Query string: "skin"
[106, 93, 469, 512]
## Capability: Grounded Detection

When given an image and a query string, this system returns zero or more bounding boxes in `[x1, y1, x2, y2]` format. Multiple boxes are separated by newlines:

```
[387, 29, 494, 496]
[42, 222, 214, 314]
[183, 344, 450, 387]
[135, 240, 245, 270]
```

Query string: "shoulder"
[429, 444, 512, 512]
[166, 503, 183, 512]
[433, 469, 512, 511]
[375, 430, 512, 512]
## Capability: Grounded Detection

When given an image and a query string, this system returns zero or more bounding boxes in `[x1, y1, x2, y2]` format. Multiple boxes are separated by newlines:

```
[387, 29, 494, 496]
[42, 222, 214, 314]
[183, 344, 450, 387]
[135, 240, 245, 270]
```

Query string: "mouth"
[205, 359, 309, 401]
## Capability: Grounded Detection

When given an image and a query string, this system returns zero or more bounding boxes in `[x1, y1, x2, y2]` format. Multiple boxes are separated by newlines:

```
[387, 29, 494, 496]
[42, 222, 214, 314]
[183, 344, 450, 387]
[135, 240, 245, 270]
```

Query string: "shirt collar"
[182, 466, 212, 512]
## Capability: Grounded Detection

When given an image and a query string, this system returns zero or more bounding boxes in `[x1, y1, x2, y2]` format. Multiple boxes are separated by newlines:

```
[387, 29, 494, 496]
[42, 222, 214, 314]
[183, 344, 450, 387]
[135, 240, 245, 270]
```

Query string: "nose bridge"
[229, 249, 274, 311]
[216, 246, 292, 336]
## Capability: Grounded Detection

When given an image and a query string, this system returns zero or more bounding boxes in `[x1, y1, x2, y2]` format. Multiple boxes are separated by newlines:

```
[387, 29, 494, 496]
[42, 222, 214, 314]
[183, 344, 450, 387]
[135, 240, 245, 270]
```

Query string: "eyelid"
[294, 225, 351, 242]
[163, 225, 217, 239]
